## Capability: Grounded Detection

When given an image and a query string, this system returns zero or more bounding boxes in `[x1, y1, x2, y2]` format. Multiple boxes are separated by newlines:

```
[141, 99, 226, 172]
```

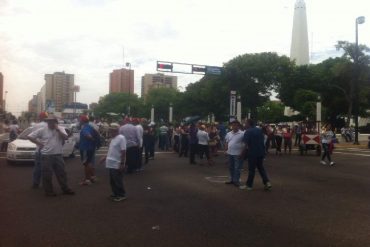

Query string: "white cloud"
[1, 0, 370, 114]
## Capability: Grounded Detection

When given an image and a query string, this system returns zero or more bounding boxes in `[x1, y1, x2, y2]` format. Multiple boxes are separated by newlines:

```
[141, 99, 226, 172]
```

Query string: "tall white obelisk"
[290, 0, 309, 65]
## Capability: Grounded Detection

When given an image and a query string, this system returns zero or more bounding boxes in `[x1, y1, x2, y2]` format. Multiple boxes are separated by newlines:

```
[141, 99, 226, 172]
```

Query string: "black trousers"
[189, 144, 198, 163]
[109, 168, 125, 197]
[126, 146, 139, 173]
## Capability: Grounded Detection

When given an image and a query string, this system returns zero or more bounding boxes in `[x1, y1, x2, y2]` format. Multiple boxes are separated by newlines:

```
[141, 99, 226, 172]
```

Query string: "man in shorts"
[79, 115, 100, 185]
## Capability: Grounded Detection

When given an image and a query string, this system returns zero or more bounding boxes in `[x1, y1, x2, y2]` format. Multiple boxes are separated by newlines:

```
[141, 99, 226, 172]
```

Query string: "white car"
[6, 126, 76, 164]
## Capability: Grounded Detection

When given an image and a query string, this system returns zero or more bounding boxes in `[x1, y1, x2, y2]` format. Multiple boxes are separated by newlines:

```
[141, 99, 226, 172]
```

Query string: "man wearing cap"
[100, 126, 127, 202]
[224, 119, 245, 186]
[28, 115, 75, 196]
[31, 112, 48, 189]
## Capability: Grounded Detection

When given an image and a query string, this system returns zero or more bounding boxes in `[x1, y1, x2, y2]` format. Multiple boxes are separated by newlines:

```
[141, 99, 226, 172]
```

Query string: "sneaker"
[264, 182, 272, 191]
[63, 189, 75, 195]
[80, 179, 92, 186]
[233, 182, 240, 187]
[320, 160, 327, 165]
[112, 196, 126, 202]
[239, 185, 253, 191]
[90, 176, 98, 183]
[329, 161, 335, 166]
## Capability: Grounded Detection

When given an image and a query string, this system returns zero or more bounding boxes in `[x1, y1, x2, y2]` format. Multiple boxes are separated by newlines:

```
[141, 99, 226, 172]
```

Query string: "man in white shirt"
[31, 112, 48, 189]
[28, 115, 75, 197]
[224, 119, 245, 186]
[134, 118, 144, 171]
[197, 125, 214, 166]
[100, 127, 127, 202]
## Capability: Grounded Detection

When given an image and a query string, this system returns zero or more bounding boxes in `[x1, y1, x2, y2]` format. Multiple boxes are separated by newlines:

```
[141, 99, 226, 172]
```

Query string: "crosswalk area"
[0, 146, 369, 159]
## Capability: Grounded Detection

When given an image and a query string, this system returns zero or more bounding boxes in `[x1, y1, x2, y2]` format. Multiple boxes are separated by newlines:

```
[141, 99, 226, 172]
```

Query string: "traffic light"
[157, 61, 173, 71]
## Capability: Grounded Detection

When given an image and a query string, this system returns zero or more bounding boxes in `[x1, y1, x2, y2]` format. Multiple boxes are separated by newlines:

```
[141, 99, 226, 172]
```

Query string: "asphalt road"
[1, 146, 370, 247]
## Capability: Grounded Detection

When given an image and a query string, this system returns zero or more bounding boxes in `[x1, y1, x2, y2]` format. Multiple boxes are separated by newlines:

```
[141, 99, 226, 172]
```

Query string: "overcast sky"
[0, 0, 370, 115]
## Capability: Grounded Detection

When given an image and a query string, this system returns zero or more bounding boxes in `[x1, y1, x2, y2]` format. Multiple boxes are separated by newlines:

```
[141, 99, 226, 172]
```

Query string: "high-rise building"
[28, 95, 38, 113]
[0, 73, 3, 110]
[290, 0, 309, 65]
[44, 72, 74, 112]
[109, 68, 134, 94]
[141, 73, 177, 99]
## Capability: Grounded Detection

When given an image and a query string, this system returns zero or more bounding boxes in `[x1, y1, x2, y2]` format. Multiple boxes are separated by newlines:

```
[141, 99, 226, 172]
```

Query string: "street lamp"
[354, 16, 365, 145]
[126, 62, 131, 116]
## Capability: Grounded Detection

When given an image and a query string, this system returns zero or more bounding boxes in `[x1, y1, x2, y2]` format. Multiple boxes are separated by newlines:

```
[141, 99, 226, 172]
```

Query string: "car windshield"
[18, 127, 34, 140]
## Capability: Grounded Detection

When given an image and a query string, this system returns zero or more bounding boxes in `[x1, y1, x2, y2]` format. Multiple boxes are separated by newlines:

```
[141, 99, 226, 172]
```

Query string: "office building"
[44, 72, 74, 112]
[109, 68, 134, 94]
[141, 73, 177, 99]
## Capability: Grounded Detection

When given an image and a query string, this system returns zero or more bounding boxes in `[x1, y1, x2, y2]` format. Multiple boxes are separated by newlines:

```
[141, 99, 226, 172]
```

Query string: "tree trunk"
[346, 79, 355, 127]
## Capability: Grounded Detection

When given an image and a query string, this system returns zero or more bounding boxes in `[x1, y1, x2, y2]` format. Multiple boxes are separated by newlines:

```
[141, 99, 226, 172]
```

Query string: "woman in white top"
[196, 125, 214, 166]
[321, 125, 335, 166]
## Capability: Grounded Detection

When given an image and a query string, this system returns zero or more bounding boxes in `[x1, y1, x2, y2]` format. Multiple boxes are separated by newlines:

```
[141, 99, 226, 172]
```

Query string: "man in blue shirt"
[79, 115, 100, 185]
[240, 119, 272, 191]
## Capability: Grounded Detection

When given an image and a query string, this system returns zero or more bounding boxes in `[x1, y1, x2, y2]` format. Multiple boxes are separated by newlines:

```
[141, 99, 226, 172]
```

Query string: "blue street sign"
[206, 66, 222, 75]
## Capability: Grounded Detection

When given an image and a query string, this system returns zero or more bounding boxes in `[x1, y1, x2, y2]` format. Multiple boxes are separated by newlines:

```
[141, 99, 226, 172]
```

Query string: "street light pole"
[354, 16, 365, 145]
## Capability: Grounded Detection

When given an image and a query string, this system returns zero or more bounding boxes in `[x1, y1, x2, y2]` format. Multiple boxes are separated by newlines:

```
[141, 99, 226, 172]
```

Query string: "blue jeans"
[228, 155, 243, 184]
[32, 151, 42, 186]
[246, 156, 269, 188]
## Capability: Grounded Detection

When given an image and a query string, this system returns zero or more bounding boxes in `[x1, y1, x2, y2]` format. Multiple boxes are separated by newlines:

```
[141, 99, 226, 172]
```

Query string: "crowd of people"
[25, 112, 343, 202]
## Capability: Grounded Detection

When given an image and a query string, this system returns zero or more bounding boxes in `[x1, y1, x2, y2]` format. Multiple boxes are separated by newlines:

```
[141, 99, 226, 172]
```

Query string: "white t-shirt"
[106, 134, 127, 169]
[321, 130, 334, 144]
[197, 130, 209, 145]
[32, 122, 48, 152]
[28, 126, 68, 155]
[225, 130, 245, 155]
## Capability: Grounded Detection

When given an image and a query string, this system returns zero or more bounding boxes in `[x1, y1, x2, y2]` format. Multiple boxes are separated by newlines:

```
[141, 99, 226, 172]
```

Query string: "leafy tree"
[93, 93, 143, 118]
[144, 87, 182, 122]
[257, 101, 285, 123]
[224, 52, 294, 118]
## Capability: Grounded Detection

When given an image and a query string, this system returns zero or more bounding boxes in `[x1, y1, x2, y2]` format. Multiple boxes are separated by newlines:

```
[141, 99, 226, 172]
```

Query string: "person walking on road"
[240, 119, 272, 191]
[100, 127, 127, 202]
[28, 115, 75, 197]
[189, 122, 198, 164]
[31, 112, 48, 189]
[283, 126, 293, 154]
[197, 125, 214, 166]
[274, 126, 283, 155]
[79, 115, 101, 185]
[321, 125, 335, 166]
[224, 119, 245, 187]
